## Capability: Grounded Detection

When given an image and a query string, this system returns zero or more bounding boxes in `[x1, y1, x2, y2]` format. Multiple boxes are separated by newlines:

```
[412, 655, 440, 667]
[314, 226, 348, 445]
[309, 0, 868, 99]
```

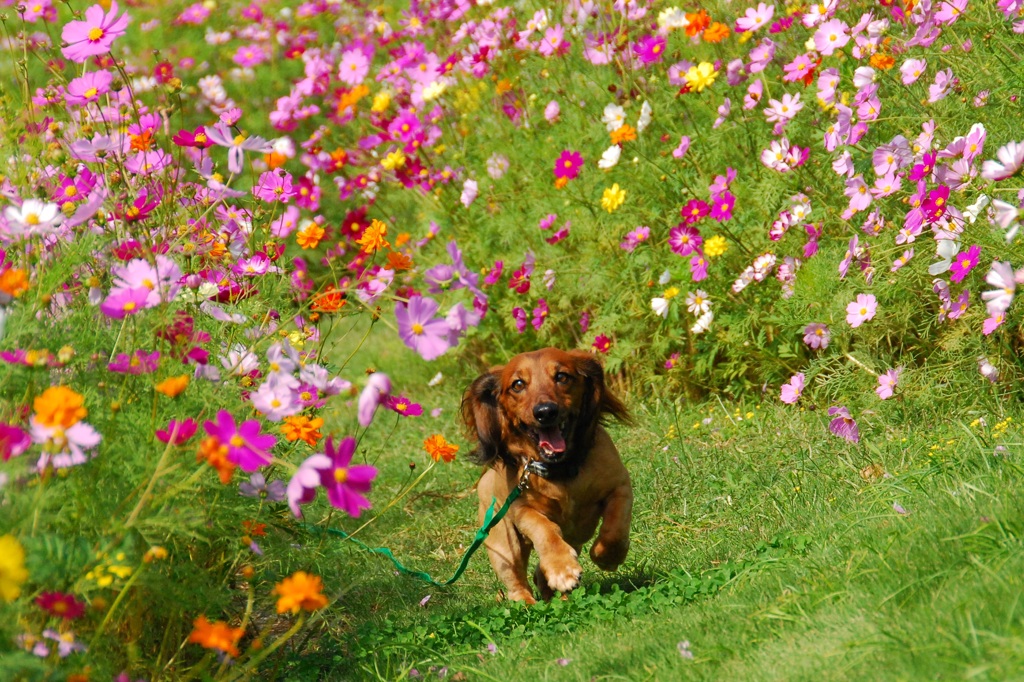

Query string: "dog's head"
[461, 347, 630, 468]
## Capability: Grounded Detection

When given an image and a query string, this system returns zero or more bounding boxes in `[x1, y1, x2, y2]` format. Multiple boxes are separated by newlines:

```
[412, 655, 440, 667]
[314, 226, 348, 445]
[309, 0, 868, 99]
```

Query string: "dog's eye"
[511, 379, 527, 392]
[555, 371, 572, 384]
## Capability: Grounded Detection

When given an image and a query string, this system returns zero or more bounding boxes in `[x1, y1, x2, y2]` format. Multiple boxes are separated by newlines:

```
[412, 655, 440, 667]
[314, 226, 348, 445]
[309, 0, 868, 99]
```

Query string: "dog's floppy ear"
[461, 368, 504, 465]
[569, 351, 632, 427]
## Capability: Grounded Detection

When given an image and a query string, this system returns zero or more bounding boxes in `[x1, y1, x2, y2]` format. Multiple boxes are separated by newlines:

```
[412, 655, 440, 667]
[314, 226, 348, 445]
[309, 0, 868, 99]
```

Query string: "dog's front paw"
[540, 550, 582, 593]
[590, 538, 629, 571]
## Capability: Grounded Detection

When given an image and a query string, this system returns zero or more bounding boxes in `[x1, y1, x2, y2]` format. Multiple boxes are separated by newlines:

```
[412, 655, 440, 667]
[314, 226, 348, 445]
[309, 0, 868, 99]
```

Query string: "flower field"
[1, 0, 1023, 678]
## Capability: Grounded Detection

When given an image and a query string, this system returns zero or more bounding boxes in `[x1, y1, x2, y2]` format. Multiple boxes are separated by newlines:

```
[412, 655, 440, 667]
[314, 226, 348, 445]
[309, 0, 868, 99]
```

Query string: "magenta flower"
[690, 253, 709, 282]
[512, 306, 527, 333]
[922, 185, 950, 223]
[155, 419, 198, 445]
[710, 192, 735, 222]
[803, 323, 830, 349]
[358, 373, 391, 427]
[634, 35, 666, 65]
[396, 296, 451, 361]
[827, 406, 859, 442]
[876, 368, 902, 400]
[0, 423, 30, 462]
[780, 373, 805, 405]
[949, 245, 981, 283]
[532, 299, 549, 331]
[383, 395, 423, 417]
[65, 70, 113, 106]
[846, 294, 878, 328]
[252, 170, 296, 203]
[553, 150, 584, 180]
[592, 334, 612, 354]
[61, 1, 130, 62]
[107, 350, 160, 375]
[669, 225, 703, 256]
[203, 410, 276, 472]
[680, 199, 710, 224]
[286, 436, 377, 518]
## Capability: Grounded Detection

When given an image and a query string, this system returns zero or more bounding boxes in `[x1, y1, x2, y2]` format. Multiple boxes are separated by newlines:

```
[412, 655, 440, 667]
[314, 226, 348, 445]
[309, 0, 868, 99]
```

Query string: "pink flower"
[60, 1, 130, 62]
[680, 199, 709, 224]
[512, 307, 527, 333]
[672, 136, 691, 159]
[900, 58, 927, 85]
[690, 253, 709, 281]
[358, 373, 391, 427]
[287, 436, 377, 518]
[710, 192, 735, 222]
[813, 19, 850, 56]
[736, 2, 775, 32]
[780, 373, 805, 404]
[846, 293, 878, 327]
[949, 244, 981, 283]
[99, 287, 150, 319]
[981, 140, 1024, 181]
[876, 368, 901, 399]
[338, 49, 370, 86]
[532, 299, 549, 330]
[620, 226, 650, 252]
[592, 334, 612, 354]
[203, 410, 276, 472]
[252, 170, 296, 203]
[0, 423, 30, 462]
[156, 419, 198, 445]
[828, 406, 859, 442]
[544, 100, 560, 122]
[383, 395, 423, 417]
[107, 350, 160, 375]
[928, 69, 954, 103]
[65, 70, 113, 106]
[396, 296, 451, 361]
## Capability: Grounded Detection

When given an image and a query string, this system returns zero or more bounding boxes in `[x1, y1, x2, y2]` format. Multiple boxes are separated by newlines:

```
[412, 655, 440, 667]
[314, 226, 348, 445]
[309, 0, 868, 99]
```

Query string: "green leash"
[304, 484, 524, 587]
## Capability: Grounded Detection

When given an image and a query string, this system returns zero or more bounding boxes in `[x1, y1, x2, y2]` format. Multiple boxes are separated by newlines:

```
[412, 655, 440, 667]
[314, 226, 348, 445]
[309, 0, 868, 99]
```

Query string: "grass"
[260, 326, 1024, 681]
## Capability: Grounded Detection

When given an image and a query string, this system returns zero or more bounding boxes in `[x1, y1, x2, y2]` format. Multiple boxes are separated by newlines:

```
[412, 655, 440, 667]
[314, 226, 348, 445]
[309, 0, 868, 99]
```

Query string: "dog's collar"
[520, 457, 581, 486]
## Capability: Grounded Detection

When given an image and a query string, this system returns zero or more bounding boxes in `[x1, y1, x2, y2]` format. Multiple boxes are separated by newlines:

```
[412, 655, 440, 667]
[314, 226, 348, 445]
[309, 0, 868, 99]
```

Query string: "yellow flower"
[0, 535, 28, 602]
[371, 91, 392, 113]
[704, 235, 728, 258]
[380, 149, 406, 170]
[663, 286, 680, 299]
[684, 62, 718, 92]
[600, 184, 626, 213]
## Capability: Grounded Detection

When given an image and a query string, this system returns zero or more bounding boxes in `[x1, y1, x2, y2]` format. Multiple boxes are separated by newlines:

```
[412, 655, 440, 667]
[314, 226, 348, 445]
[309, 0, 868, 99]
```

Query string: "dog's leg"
[515, 507, 582, 594]
[482, 518, 535, 604]
[590, 483, 633, 571]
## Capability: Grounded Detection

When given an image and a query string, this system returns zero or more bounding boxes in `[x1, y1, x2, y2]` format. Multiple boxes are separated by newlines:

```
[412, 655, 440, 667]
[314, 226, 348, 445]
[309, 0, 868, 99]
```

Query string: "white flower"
[428, 372, 444, 387]
[691, 310, 714, 334]
[421, 80, 447, 102]
[982, 261, 1016, 314]
[963, 194, 990, 223]
[927, 239, 959, 276]
[981, 140, 1024, 181]
[598, 144, 622, 170]
[658, 269, 672, 285]
[657, 7, 689, 31]
[636, 101, 653, 133]
[684, 290, 711, 315]
[651, 297, 670, 318]
[602, 103, 626, 132]
[3, 199, 62, 237]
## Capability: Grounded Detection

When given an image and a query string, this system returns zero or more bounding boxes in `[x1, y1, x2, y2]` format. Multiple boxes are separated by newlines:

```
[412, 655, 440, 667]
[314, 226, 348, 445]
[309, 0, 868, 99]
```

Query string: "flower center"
[88, 27, 105, 41]
[230, 435, 244, 447]
[84, 87, 98, 99]
[411, 323, 424, 335]
[24, 212, 40, 225]
[333, 468, 348, 484]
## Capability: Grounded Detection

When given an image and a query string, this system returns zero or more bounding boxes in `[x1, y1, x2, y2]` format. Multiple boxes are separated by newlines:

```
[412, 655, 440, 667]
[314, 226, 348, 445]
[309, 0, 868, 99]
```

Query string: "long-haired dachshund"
[461, 347, 632, 603]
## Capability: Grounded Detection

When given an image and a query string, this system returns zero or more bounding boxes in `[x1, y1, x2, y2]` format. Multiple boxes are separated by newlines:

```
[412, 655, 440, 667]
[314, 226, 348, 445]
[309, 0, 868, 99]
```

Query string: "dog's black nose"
[533, 402, 559, 425]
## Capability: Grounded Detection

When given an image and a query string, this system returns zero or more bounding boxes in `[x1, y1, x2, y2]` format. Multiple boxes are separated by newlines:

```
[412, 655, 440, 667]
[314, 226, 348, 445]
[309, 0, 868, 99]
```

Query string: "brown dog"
[461, 347, 632, 603]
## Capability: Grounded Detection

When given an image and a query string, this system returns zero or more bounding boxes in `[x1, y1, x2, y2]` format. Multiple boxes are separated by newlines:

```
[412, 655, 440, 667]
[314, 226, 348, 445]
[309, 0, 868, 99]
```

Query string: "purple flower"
[203, 410, 276, 472]
[239, 472, 286, 501]
[620, 226, 650, 252]
[358, 373, 391, 427]
[60, 1, 130, 62]
[803, 323, 830, 349]
[287, 436, 377, 518]
[396, 296, 451, 361]
[780, 373, 805, 404]
[828, 406, 859, 442]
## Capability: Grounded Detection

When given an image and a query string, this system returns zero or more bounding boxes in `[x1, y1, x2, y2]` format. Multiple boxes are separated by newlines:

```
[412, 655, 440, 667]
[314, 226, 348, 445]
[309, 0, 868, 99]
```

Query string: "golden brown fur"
[461, 347, 632, 603]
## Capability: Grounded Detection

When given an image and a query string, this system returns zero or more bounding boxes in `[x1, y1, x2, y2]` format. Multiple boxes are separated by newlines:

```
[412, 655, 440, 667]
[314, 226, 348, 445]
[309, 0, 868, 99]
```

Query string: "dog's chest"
[530, 479, 609, 546]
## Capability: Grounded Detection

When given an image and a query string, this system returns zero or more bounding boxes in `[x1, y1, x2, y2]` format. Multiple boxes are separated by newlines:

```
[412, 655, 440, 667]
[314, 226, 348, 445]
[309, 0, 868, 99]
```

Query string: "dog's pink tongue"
[538, 427, 566, 453]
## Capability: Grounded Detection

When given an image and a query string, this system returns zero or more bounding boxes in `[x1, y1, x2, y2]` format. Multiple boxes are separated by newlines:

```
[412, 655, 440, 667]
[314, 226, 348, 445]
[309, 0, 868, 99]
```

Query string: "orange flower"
[129, 130, 155, 152]
[33, 386, 86, 429]
[337, 84, 370, 115]
[423, 434, 459, 463]
[610, 124, 637, 145]
[264, 151, 288, 169]
[296, 223, 326, 250]
[356, 219, 390, 254]
[155, 375, 189, 398]
[703, 21, 730, 43]
[554, 176, 568, 190]
[394, 232, 411, 248]
[869, 52, 895, 70]
[311, 286, 346, 313]
[685, 9, 711, 36]
[386, 251, 413, 271]
[0, 268, 29, 299]
[274, 571, 328, 614]
[281, 415, 324, 446]
[188, 615, 244, 658]
[198, 436, 235, 484]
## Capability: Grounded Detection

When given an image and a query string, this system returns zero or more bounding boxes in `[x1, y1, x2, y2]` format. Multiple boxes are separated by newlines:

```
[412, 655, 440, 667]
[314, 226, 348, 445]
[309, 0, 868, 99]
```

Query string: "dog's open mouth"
[532, 418, 571, 461]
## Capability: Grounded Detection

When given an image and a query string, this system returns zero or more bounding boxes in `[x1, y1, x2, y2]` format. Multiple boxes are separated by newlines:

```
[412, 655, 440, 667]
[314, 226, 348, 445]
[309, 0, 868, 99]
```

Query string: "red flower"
[36, 591, 86, 620]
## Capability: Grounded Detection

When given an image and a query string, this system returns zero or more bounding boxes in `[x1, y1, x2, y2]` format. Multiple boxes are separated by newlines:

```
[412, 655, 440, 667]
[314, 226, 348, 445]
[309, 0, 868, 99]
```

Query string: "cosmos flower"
[60, 1, 130, 62]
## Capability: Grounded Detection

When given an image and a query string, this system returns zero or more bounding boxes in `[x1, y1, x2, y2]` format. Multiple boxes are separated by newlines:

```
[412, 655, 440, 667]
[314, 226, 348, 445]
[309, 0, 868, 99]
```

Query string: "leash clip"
[518, 462, 532, 491]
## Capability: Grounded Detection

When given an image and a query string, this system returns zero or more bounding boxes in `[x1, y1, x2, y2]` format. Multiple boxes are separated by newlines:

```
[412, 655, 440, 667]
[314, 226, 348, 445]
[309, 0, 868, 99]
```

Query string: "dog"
[461, 347, 632, 603]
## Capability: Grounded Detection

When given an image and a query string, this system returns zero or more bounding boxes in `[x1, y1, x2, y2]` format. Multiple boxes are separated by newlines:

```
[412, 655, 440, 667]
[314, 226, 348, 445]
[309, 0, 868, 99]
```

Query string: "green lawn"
[268, 329, 1024, 681]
